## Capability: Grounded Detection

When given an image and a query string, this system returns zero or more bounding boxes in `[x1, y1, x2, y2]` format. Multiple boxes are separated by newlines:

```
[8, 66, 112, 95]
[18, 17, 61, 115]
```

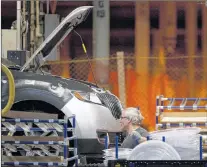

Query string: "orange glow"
[60, 37, 70, 78]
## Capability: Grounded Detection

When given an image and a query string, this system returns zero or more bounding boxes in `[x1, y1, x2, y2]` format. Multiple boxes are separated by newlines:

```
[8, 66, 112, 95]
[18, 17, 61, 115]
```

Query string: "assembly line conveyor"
[1, 113, 78, 166]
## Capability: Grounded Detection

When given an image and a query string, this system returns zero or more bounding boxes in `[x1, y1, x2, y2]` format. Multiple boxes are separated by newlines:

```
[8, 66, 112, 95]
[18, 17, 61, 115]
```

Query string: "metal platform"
[1, 112, 78, 166]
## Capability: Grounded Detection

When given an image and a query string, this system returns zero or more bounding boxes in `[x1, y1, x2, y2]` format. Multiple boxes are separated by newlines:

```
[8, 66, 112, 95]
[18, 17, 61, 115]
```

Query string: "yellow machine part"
[1, 64, 15, 116]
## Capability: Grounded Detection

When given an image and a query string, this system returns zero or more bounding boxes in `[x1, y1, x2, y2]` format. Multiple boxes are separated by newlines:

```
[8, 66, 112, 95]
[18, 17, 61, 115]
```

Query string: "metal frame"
[156, 95, 207, 129]
[155, 95, 207, 160]
[1, 115, 78, 166]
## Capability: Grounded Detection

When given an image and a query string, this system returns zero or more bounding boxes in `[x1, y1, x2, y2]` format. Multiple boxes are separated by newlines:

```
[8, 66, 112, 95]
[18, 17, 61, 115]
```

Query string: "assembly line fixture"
[155, 95, 207, 160]
[156, 95, 207, 129]
[1, 115, 78, 166]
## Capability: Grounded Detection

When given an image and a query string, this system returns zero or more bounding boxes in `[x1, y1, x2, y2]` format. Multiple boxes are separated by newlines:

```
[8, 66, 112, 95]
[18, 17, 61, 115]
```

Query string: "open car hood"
[20, 6, 93, 72]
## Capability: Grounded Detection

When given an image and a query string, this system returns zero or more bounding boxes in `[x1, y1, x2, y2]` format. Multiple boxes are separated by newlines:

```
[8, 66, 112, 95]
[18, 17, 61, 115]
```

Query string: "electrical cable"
[73, 30, 98, 87]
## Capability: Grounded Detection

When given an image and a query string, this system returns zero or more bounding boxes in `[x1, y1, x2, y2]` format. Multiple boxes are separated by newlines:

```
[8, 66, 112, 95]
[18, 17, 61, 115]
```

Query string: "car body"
[1, 6, 122, 158]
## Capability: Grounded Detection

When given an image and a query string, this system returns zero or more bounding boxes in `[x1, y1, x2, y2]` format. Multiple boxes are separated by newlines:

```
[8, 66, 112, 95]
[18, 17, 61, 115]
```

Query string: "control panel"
[7, 50, 30, 66]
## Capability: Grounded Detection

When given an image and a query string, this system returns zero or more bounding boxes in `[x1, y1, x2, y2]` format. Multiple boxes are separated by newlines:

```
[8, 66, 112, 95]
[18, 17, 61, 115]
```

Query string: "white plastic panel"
[128, 140, 181, 160]
[2, 29, 17, 58]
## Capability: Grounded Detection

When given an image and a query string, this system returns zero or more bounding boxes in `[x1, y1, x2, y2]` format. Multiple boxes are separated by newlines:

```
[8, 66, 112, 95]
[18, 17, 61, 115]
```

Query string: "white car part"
[61, 96, 121, 139]
[128, 140, 181, 160]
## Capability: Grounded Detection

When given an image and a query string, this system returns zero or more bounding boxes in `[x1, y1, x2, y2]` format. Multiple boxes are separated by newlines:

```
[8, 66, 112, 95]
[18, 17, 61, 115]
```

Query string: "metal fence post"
[117, 51, 126, 108]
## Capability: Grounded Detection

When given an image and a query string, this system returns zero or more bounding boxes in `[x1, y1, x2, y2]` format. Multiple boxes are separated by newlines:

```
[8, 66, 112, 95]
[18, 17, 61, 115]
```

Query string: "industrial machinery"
[1, 6, 123, 164]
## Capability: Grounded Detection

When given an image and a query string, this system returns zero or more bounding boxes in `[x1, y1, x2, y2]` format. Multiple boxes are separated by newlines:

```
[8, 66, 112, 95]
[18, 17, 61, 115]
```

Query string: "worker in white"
[119, 107, 149, 149]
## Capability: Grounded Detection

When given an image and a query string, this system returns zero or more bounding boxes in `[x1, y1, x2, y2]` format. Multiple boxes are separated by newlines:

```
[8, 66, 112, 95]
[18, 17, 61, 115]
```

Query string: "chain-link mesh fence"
[44, 52, 207, 131]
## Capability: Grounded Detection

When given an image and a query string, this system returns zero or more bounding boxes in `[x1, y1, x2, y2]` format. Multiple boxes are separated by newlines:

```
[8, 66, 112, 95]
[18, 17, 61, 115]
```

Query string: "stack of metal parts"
[1, 111, 78, 166]
[156, 95, 207, 160]
[102, 148, 132, 166]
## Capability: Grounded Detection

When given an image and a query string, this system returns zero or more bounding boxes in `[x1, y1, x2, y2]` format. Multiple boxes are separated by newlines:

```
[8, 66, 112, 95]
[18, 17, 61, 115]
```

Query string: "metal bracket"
[193, 98, 201, 110]
[180, 98, 187, 110]
[192, 123, 197, 127]
[167, 98, 175, 110]
[166, 123, 171, 129]
[179, 122, 184, 127]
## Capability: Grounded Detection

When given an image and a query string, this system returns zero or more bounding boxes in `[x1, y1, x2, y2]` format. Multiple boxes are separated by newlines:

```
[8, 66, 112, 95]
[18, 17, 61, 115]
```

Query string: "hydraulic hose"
[1, 64, 15, 116]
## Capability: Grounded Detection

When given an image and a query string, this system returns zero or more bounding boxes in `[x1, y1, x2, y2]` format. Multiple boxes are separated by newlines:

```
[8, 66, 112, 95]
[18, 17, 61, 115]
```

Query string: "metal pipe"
[26, 1, 30, 52]
[63, 116, 68, 161]
[47, 0, 50, 14]
[16, 0, 21, 50]
[36, 0, 41, 37]
[22, 0, 26, 50]
[115, 136, 118, 159]
[200, 136, 203, 160]
[156, 96, 159, 126]
[104, 136, 108, 149]
[30, 0, 35, 54]
[39, 1, 44, 38]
